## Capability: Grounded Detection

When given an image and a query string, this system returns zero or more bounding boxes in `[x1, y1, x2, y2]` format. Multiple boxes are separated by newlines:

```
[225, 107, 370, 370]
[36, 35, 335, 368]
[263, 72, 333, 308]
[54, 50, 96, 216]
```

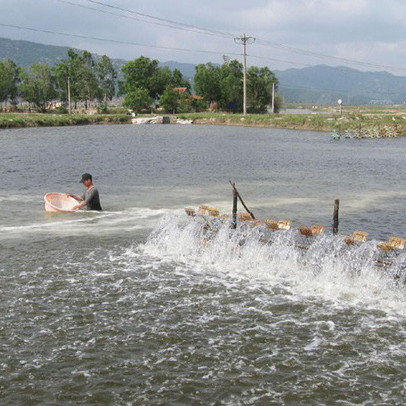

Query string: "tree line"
[0, 50, 116, 113]
[0, 49, 281, 114]
[194, 59, 280, 113]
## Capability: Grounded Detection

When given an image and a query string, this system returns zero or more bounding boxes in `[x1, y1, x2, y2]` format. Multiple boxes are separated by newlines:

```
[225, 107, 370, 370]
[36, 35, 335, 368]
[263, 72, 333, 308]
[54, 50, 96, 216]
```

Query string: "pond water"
[1, 124, 406, 404]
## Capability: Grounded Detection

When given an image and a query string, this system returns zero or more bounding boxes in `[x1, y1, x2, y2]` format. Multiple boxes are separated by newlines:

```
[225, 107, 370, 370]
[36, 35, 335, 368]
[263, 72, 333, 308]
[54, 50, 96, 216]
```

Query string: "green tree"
[191, 96, 207, 112]
[171, 68, 190, 89]
[160, 86, 179, 113]
[194, 60, 243, 111]
[96, 55, 117, 102]
[220, 59, 243, 112]
[0, 59, 20, 107]
[193, 59, 280, 113]
[160, 86, 193, 113]
[123, 87, 153, 112]
[247, 66, 279, 113]
[54, 49, 83, 108]
[78, 51, 100, 108]
[179, 93, 193, 113]
[194, 63, 222, 105]
[54, 49, 101, 109]
[121, 56, 171, 99]
[20, 63, 57, 112]
[151, 66, 172, 99]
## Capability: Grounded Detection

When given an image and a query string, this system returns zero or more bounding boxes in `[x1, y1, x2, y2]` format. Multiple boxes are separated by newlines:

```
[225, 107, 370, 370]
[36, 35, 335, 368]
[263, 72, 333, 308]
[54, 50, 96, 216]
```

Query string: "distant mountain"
[160, 61, 196, 80]
[0, 37, 194, 80]
[0, 37, 128, 79]
[1, 37, 406, 105]
[0, 37, 78, 67]
[276, 65, 406, 105]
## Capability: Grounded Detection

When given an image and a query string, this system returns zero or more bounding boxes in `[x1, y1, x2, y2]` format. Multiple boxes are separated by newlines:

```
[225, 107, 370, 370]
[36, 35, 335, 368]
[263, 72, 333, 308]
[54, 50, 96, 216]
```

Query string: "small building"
[172, 87, 204, 101]
[172, 87, 190, 95]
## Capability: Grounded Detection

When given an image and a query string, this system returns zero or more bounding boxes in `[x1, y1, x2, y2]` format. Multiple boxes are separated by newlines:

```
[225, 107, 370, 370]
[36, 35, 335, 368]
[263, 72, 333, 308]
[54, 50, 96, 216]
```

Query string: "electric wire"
[83, 0, 236, 39]
[60, 0, 406, 74]
[255, 39, 406, 73]
[55, 0, 234, 38]
[0, 22, 242, 58]
[3, 0, 406, 98]
[248, 53, 406, 79]
[1, 21, 404, 98]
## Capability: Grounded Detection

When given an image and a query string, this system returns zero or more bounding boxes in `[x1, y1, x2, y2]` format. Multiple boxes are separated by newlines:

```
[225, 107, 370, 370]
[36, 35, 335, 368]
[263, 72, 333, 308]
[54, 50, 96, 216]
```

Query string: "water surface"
[1, 124, 406, 404]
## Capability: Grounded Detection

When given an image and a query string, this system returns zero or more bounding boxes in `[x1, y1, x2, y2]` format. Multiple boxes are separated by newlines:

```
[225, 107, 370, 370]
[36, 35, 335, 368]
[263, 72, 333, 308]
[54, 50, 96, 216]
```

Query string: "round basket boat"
[44, 193, 78, 212]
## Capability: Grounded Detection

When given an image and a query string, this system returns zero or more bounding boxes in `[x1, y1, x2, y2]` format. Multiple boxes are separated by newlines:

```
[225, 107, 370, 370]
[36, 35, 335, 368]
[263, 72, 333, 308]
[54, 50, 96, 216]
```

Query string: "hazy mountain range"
[1, 37, 405, 105]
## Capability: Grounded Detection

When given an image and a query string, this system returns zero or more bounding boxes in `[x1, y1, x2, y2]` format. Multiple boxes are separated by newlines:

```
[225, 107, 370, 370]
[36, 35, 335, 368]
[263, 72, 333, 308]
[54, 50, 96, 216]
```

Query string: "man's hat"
[80, 173, 92, 183]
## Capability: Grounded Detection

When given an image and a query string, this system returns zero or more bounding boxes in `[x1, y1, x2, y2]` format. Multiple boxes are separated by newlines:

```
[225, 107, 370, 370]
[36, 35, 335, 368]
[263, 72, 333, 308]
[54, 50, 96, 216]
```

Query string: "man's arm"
[67, 193, 86, 210]
[73, 200, 87, 210]
[67, 193, 83, 201]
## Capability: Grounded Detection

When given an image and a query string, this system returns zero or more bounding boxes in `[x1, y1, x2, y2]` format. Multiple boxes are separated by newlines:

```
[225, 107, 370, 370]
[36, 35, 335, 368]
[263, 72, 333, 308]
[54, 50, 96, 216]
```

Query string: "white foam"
[0, 195, 35, 202]
[0, 207, 177, 238]
[142, 213, 406, 315]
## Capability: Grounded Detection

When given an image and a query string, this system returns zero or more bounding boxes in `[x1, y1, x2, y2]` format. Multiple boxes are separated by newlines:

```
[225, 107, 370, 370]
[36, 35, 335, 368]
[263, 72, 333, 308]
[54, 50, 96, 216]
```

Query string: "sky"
[1, 0, 406, 74]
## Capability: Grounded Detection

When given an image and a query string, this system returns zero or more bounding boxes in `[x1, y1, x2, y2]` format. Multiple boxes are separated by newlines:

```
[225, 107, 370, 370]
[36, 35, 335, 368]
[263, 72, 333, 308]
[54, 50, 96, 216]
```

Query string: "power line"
[48, 0, 406, 76]
[248, 53, 406, 79]
[2, 20, 397, 85]
[248, 54, 313, 68]
[61, 0, 406, 74]
[55, 0, 234, 39]
[1, 18, 405, 99]
[82, 0, 236, 39]
[2, 21, 404, 98]
[0, 22, 242, 58]
[255, 39, 406, 74]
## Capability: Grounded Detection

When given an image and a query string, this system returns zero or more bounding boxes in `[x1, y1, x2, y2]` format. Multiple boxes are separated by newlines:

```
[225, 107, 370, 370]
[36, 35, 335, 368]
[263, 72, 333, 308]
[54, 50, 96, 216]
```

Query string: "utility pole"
[271, 82, 275, 113]
[234, 34, 255, 115]
[67, 76, 71, 115]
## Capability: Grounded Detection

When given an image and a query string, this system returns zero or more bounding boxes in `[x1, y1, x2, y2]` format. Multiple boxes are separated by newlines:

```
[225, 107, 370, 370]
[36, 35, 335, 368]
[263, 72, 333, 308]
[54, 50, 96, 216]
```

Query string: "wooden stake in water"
[229, 180, 256, 220]
[333, 199, 339, 235]
[232, 185, 238, 229]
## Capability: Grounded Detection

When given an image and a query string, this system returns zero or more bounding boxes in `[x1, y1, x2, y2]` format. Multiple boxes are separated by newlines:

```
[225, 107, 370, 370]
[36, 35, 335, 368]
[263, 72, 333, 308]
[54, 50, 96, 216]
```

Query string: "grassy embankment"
[178, 106, 406, 135]
[0, 113, 130, 129]
[1, 106, 406, 135]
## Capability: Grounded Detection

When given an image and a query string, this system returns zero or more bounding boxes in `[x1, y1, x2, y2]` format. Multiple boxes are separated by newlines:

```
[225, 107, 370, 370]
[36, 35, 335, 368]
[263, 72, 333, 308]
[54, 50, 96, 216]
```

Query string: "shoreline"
[0, 113, 131, 129]
[181, 112, 406, 136]
[1, 111, 405, 135]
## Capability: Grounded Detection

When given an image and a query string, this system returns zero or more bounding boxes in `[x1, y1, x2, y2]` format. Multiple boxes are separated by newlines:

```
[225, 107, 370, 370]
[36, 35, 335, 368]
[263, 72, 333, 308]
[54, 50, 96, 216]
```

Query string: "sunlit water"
[1, 124, 406, 404]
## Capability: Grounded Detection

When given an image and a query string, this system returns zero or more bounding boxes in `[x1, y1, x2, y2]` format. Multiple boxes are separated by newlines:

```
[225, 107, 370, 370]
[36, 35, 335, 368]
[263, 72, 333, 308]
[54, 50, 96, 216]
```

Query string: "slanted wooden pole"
[333, 199, 339, 235]
[232, 186, 238, 229]
[229, 180, 256, 220]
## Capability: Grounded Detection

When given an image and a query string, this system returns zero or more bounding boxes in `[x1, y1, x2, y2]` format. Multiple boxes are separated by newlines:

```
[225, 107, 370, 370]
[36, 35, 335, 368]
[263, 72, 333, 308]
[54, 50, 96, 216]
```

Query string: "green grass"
[2, 109, 406, 135]
[0, 113, 131, 129]
[176, 111, 406, 135]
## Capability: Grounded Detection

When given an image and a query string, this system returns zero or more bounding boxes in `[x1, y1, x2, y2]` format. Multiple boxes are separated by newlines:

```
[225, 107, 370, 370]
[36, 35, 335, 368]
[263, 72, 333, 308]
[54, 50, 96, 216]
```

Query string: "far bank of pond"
[179, 112, 406, 136]
[0, 113, 130, 128]
[1, 111, 406, 135]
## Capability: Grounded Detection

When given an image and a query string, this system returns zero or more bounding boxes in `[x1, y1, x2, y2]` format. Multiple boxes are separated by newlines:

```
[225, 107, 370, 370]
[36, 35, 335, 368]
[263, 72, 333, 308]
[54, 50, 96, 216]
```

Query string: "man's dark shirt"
[81, 186, 102, 211]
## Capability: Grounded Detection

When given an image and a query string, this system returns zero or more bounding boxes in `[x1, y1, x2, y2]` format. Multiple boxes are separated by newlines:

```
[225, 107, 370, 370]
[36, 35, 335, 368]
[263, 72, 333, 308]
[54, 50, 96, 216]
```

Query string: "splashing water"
[143, 213, 406, 315]
[3, 125, 406, 403]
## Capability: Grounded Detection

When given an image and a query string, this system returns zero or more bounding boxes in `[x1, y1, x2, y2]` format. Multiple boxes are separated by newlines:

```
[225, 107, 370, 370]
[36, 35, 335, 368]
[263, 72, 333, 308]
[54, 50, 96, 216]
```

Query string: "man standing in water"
[68, 173, 102, 211]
